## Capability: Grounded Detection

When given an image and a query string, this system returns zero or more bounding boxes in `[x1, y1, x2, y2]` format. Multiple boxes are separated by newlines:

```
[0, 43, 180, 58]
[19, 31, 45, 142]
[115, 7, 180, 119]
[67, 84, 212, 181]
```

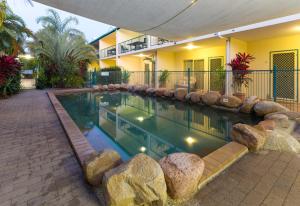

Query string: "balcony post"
[146, 35, 151, 48]
[154, 51, 159, 88]
[225, 38, 233, 96]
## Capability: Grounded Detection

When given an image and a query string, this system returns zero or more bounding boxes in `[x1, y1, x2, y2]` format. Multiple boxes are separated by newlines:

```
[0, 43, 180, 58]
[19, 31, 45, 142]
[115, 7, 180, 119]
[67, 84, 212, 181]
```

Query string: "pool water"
[58, 92, 261, 160]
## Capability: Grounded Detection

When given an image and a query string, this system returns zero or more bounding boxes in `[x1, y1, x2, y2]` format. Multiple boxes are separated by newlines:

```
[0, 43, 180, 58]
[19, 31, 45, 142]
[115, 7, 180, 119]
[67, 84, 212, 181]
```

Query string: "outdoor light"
[293, 26, 300, 32]
[139, 146, 147, 152]
[185, 136, 197, 145]
[19, 54, 33, 60]
[184, 44, 199, 50]
[136, 116, 144, 122]
[135, 53, 146, 58]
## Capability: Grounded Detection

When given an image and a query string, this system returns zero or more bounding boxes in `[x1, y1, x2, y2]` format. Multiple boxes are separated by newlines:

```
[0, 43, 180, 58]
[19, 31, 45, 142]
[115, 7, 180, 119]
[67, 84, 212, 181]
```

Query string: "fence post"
[188, 68, 191, 93]
[273, 65, 277, 102]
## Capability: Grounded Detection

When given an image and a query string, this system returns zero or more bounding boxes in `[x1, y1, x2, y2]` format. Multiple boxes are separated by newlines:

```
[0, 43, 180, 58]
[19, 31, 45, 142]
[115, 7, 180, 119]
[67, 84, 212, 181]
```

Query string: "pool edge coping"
[47, 88, 249, 198]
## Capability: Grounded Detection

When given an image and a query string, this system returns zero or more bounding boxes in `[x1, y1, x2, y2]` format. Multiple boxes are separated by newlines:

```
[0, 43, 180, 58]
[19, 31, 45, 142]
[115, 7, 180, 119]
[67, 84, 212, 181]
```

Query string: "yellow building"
[90, 19, 300, 103]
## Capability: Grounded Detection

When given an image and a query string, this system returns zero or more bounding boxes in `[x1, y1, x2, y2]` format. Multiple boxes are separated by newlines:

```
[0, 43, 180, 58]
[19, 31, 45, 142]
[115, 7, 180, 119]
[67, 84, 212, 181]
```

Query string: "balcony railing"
[150, 36, 174, 47]
[100, 45, 116, 58]
[118, 35, 148, 54]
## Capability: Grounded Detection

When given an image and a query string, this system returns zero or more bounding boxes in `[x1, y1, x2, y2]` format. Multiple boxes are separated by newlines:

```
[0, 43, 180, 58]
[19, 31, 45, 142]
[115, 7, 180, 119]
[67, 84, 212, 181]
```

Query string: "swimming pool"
[58, 91, 261, 160]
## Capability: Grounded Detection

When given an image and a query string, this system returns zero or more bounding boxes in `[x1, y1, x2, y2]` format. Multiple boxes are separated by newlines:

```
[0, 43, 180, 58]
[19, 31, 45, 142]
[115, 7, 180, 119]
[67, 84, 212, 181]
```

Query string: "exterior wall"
[100, 59, 116, 68]
[174, 46, 226, 71]
[156, 50, 176, 70]
[99, 34, 116, 50]
[248, 34, 300, 69]
[230, 38, 248, 59]
[117, 29, 143, 43]
[88, 60, 100, 71]
[118, 55, 145, 85]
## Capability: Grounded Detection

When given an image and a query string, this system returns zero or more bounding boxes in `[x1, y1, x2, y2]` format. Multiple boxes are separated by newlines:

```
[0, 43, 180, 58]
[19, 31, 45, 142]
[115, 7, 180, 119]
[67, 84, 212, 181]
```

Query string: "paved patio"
[0, 90, 98, 206]
[0, 90, 299, 206]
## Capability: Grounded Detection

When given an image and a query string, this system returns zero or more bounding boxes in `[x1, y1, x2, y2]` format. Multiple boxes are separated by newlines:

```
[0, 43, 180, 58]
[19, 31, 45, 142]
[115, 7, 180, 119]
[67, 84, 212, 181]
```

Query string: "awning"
[33, 0, 300, 40]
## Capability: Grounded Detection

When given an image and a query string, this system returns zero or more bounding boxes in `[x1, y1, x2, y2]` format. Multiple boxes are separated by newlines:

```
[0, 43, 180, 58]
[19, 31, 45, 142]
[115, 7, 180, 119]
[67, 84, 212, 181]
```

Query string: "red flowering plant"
[0, 55, 22, 96]
[228, 52, 255, 92]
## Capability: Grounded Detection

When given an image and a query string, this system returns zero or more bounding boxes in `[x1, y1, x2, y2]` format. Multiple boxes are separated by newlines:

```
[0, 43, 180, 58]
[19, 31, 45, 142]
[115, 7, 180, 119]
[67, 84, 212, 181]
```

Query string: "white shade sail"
[34, 0, 300, 40]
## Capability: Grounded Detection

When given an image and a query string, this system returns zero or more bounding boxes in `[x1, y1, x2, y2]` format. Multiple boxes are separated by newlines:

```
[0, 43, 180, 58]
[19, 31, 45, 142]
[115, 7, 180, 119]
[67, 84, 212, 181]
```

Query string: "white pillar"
[225, 38, 233, 96]
[154, 51, 159, 88]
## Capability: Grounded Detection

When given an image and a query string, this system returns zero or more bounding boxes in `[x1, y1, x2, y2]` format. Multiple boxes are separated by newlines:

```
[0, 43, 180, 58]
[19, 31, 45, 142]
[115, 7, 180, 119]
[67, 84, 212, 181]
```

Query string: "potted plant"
[228, 52, 255, 101]
[159, 69, 169, 88]
[121, 69, 131, 84]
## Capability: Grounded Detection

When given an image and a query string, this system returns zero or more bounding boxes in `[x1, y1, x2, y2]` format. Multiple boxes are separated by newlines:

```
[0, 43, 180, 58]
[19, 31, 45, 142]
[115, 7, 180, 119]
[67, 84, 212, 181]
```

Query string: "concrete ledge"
[52, 88, 95, 96]
[198, 142, 248, 189]
[47, 91, 96, 167]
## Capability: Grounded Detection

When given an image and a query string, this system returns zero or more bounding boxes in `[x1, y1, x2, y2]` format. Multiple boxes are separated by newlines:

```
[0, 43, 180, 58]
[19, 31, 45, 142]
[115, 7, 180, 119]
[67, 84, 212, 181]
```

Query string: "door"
[271, 50, 298, 100]
[144, 63, 150, 85]
[184, 60, 193, 73]
[209, 57, 224, 91]
[194, 59, 205, 90]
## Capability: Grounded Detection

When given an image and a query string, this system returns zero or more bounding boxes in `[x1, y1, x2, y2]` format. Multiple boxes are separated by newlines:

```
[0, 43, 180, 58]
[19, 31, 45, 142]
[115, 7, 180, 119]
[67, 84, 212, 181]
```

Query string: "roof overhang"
[33, 0, 300, 40]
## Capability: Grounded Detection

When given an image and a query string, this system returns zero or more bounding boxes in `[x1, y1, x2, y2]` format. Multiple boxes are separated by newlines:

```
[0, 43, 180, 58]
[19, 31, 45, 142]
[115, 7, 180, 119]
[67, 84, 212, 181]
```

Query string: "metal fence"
[87, 69, 300, 112]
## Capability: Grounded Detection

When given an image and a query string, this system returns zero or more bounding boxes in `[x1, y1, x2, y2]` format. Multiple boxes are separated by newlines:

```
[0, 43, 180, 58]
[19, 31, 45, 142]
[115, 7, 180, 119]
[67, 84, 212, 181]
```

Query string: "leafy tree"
[29, 9, 96, 88]
[36, 9, 83, 36]
[0, 4, 33, 56]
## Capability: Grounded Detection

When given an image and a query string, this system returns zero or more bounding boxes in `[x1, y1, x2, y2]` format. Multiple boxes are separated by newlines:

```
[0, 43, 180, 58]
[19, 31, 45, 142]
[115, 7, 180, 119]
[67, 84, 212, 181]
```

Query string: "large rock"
[120, 84, 128, 91]
[164, 89, 174, 98]
[219, 95, 242, 108]
[254, 101, 289, 116]
[265, 113, 290, 128]
[231, 123, 267, 151]
[175, 88, 188, 101]
[240, 96, 260, 113]
[83, 150, 121, 186]
[190, 91, 205, 103]
[258, 120, 276, 131]
[102, 85, 108, 90]
[155, 88, 167, 97]
[159, 153, 205, 199]
[201, 91, 221, 106]
[146, 88, 156, 95]
[104, 154, 167, 206]
[108, 84, 116, 91]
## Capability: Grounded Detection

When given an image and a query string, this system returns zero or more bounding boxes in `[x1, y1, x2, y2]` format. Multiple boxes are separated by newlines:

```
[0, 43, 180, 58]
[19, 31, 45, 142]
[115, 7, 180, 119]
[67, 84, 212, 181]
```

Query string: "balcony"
[100, 45, 116, 58]
[118, 35, 148, 54]
[150, 36, 174, 47]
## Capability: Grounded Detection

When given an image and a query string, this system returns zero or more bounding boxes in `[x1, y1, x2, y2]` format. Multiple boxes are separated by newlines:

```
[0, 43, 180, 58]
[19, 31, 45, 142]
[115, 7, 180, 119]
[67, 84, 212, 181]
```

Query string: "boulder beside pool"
[104, 153, 167, 206]
[254, 101, 289, 116]
[219, 95, 242, 108]
[164, 89, 175, 98]
[159, 153, 205, 199]
[83, 150, 121, 186]
[146, 87, 156, 95]
[240, 96, 260, 113]
[231, 123, 267, 151]
[155, 88, 167, 97]
[190, 91, 205, 103]
[201, 91, 221, 106]
[175, 88, 188, 101]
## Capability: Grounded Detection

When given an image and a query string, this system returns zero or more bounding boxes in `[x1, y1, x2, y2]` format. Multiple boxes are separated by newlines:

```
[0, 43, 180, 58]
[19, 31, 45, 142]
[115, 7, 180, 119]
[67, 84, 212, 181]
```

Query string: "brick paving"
[1, 90, 300, 206]
[184, 151, 300, 206]
[0, 90, 98, 206]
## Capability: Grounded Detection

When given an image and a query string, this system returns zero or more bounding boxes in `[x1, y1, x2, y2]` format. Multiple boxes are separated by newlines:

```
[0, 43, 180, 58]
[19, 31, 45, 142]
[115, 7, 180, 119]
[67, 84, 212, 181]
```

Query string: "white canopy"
[34, 0, 300, 40]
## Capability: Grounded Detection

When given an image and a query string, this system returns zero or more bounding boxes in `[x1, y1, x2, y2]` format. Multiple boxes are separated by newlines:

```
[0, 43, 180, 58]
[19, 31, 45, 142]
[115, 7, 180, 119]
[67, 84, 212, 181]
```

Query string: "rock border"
[48, 86, 295, 204]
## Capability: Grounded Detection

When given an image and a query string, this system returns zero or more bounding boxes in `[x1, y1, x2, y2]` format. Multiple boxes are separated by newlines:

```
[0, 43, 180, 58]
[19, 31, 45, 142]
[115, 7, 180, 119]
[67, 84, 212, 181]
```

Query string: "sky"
[7, 0, 113, 43]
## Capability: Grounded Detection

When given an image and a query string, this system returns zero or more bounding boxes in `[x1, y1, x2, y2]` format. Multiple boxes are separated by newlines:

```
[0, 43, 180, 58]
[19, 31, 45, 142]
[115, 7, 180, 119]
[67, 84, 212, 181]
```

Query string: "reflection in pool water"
[58, 92, 261, 160]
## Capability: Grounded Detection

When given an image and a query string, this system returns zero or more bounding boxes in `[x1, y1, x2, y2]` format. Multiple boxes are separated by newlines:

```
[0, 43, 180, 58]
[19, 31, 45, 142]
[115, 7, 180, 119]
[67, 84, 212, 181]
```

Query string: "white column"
[154, 51, 159, 88]
[225, 38, 233, 96]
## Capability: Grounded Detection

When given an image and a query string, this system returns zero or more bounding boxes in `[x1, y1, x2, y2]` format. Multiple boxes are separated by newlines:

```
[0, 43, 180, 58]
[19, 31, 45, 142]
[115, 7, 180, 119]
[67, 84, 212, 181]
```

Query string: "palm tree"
[28, 10, 96, 88]
[36, 9, 83, 36]
[0, 5, 33, 56]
